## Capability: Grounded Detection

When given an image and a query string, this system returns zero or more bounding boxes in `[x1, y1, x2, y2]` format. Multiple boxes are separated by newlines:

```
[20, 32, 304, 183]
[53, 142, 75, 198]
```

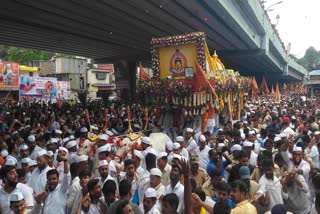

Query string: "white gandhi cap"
[141, 136, 152, 145]
[99, 160, 108, 167]
[150, 168, 162, 177]
[144, 187, 157, 198]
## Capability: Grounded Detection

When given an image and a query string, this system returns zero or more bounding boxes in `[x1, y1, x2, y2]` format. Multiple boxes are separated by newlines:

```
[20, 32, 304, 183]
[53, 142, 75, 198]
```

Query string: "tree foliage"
[297, 46, 320, 70]
[6, 47, 54, 65]
[0, 46, 54, 65]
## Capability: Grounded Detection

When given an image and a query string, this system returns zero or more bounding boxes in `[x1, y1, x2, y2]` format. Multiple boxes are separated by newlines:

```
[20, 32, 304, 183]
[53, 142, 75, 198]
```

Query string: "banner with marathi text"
[0, 61, 19, 90]
[19, 76, 58, 102]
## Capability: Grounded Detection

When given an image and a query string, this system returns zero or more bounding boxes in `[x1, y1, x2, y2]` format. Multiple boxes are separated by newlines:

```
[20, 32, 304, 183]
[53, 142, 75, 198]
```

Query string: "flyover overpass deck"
[0, 0, 305, 81]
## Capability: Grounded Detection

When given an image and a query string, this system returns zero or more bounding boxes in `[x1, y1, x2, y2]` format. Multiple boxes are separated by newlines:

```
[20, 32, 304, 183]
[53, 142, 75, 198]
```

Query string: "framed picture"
[185, 67, 194, 79]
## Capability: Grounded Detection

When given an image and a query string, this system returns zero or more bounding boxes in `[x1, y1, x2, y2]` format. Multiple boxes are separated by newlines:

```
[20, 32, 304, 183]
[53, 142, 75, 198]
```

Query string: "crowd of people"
[0, 94, 319, 214]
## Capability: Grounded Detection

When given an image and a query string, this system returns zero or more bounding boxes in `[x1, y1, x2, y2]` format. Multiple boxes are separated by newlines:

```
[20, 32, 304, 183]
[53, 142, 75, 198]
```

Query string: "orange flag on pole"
[275, 82, 281, 102]
[251, 76, 258, 101]
[194, 61, 218, 98]
[271, 85, 275, 95]
[139, 62, 150, 80]
[260, 76, 270, 96]
[283, 83, 288, 98]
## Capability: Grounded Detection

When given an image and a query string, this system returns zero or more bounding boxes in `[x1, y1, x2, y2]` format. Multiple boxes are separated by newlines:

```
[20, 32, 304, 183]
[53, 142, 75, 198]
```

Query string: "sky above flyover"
[265, 0, 320, 58]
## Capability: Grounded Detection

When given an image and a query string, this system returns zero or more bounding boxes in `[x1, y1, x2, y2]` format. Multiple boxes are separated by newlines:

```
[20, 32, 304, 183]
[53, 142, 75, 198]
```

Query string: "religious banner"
[19, 76, 58, 102]
[0, 61, 19, 90]
[159, 43, 198, 79]
[57, 81, 71, 100]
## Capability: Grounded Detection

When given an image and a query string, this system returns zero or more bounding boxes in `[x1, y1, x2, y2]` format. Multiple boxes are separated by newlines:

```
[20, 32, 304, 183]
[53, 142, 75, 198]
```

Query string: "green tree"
[5, 47, 54, 65]
[298, 46, 320, 70]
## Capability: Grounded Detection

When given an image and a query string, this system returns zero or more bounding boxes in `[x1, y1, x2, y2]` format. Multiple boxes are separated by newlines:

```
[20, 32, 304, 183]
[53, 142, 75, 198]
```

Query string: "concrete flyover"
[0, 0, 306, 82]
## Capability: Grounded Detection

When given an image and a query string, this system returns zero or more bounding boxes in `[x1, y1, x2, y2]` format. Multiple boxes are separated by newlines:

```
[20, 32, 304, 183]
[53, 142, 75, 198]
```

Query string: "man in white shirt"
[66, 155, 88, 213]
[247, 130, 261, 154]
[98, 160, 115, 187]
[9, 192, 42, 214]
[27, 150, 52, 195]
[280, 171, 310, 214]
[185, 128, 197, 155]
[281, 117, 296, 136]
[252, 159, 284, 213]
[0, 165, 34, 214]
[142, 188, 161, 214]
[66, 140, 77, 164]
[55, 147, 69, 182]
[165, 164, 184, 214]
[194, 135, 211, 169]
[305, 137, 320, 169]
[175, 136, 189, 160]
[156, 152, 171, 186]
[242, 141, 258, 167]
[78, 179, 102, 214]
[149, 168, 165, 200]
[281, 145, 311, 182]
[41, 154, 71, 214]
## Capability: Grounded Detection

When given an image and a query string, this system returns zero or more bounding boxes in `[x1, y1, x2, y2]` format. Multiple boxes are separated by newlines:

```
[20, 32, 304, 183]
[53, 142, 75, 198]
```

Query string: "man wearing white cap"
[9, 192, 42, 214]
[97, 134, 109, 148]
[10, 192, 42, 214]
[194, 135, 211, 170]
[243, 141, 258, 167]
[247, 130, 261, 155]
[27, 135, 40, 160]
[55, 147, 70, 183]
[165, 164, 184, 214]
[95, 144, 117, 179]
[78, 127, 94, 156]
[157, 152, 171, 186]
[18, 144, 29, 159]
[165, 140, 173, 154]
[281, 143, 310, 182]
[27, 150, 52, 195]
[47, 138, 59, 166]
[0, 165, 35, 214]
[185, 128, 197, 155]
[66, 140, 77, 164]
[54, 129, 63, 141]
[132, 150, 145, 176]
[226, 144, 242, 173]
[175, 136, 189, 161]
[97, 160, 115, 187]
[142, 188, 161, 214]
[141, 136, 152, 157]
[149, 168, 165, 200]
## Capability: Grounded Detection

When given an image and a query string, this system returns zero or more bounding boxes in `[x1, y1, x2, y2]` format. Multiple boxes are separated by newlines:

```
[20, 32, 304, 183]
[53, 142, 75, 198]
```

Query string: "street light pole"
[266, 1, 283, 11]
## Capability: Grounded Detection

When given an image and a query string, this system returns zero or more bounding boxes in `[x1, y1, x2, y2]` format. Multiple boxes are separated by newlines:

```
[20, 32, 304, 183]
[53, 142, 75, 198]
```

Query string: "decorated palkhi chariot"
[137, 32, 252, 133]
[83, 32, 252, 155]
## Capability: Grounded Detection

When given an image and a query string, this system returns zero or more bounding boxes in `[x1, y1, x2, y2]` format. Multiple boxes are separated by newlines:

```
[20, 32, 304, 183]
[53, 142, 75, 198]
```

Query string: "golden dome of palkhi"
[211, 50, 225, 71]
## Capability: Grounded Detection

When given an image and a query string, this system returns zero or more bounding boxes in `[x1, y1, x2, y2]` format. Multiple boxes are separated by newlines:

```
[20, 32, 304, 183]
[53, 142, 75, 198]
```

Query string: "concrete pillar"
[311, 87, 314, 98]
[127, 60, 137, 100]
[260, 34, 269, 52]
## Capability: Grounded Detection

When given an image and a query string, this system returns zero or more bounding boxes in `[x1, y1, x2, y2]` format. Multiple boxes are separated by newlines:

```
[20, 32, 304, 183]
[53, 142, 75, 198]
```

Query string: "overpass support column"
[261, 34, 269, 52]
[128, 61, 137, 100]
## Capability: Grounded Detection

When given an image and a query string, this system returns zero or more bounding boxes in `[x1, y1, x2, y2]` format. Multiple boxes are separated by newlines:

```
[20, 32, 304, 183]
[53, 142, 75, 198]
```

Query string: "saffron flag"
[194, 61, 218, 98]
[251, 76, 258, 101]
[271, 85, 275, 95]
[283, 83, 288, 98]
[275, 82, 281, 102]
[139, 62, 150, 80]
[260, 76, 270, 96]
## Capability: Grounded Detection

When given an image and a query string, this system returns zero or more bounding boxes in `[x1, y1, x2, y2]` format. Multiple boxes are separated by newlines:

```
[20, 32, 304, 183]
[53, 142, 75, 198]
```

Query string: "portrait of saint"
[170, 49, 187, 77]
